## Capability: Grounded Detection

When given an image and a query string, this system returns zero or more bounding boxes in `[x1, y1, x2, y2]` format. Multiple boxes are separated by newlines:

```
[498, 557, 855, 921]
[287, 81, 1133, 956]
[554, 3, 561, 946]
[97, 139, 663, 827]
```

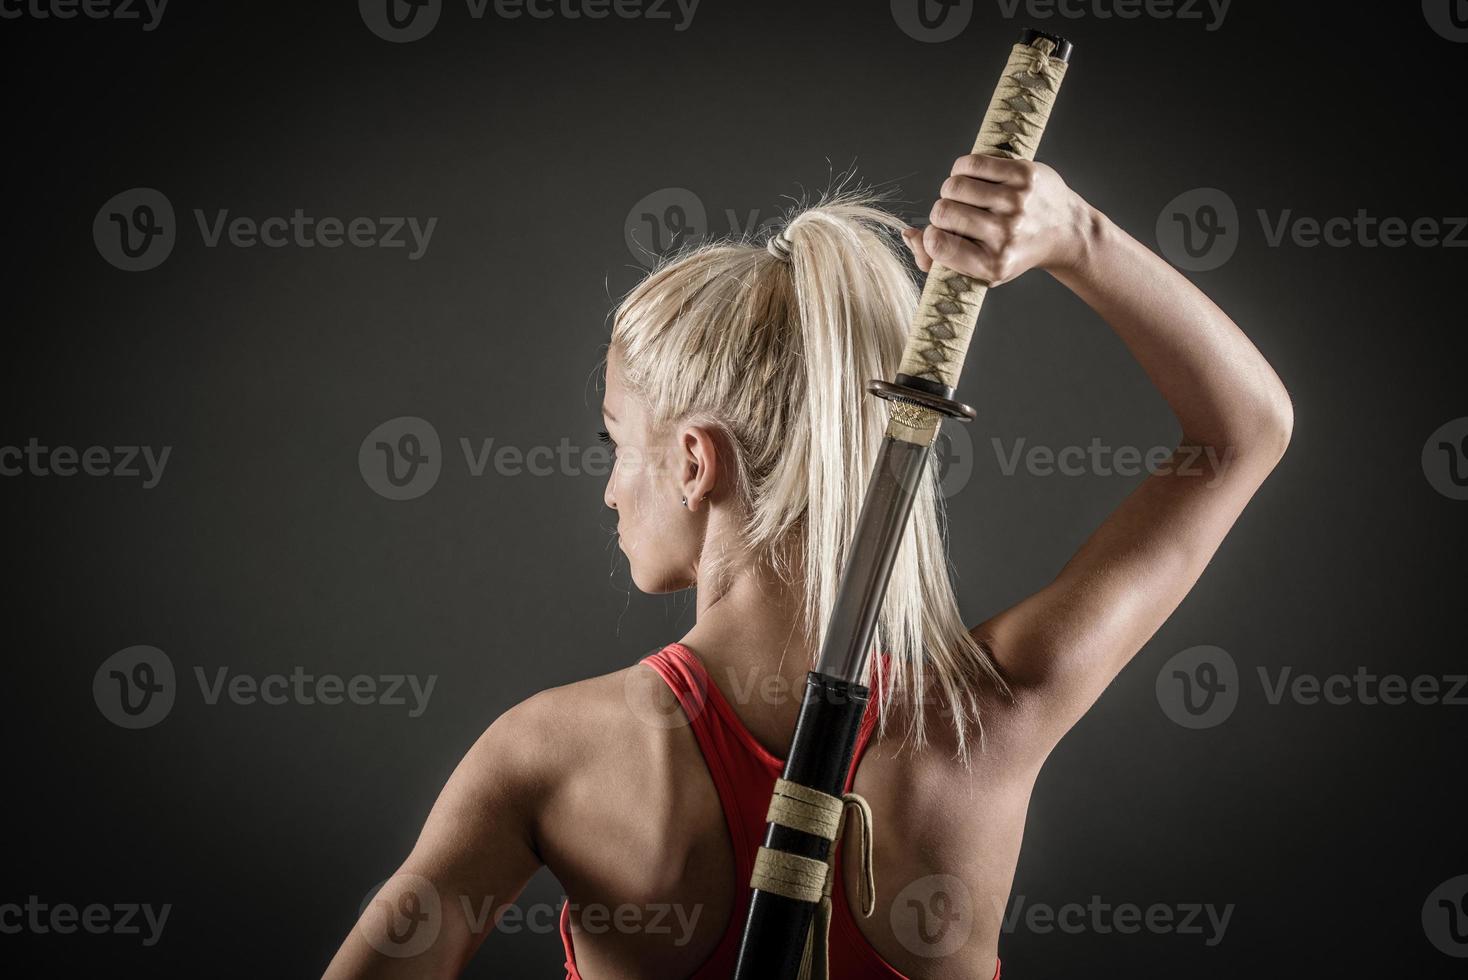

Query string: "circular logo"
[93, 645, 176, 729]
[359, 417, 442, 500]
[361, 873, 443, 958]
[622, 657, 704, 730]
[1422, 417, 1468, 500]
[1155, 188, 1239, 272]
[624, 188, 707, 268]
[890, 873, 974, 958]
[1423, 0, 1468, 42]
[891, 0, 973, 43]
[1156, 645, 1239, 729]
[94, 188, 176, 272]
[934, 421, 974, 499]
[359, 0, 441, 42]
[1423, 874, 1468, 957]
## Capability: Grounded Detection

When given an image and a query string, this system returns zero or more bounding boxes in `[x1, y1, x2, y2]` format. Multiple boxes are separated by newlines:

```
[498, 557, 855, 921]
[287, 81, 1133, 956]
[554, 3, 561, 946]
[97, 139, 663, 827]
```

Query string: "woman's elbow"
[1259, 382, 1294, 464]
[1205, 381, 1294, 477]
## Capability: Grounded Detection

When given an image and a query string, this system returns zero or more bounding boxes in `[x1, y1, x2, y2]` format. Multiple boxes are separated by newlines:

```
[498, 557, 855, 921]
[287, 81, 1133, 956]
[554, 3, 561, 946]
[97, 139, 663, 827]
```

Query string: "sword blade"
[815, 432, 934, 683]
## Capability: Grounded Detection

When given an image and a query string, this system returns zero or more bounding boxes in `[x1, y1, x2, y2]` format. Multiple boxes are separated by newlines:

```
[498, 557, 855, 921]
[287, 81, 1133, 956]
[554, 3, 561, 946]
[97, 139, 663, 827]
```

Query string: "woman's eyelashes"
[597, 429, 618, 451]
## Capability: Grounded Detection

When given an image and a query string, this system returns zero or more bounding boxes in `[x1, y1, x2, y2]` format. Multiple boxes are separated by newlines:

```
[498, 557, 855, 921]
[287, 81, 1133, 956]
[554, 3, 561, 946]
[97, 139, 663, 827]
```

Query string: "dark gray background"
[2, 0, 1464, 976]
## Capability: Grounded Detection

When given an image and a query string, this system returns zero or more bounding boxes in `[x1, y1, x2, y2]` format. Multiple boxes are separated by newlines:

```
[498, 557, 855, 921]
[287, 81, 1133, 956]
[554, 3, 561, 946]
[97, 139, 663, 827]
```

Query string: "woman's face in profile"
[602, 347, 701, 594]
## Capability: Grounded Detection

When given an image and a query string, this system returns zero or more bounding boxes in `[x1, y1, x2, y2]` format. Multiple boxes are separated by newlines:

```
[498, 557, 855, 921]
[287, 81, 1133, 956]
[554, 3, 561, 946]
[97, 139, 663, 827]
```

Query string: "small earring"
[680, 496, 687, 507]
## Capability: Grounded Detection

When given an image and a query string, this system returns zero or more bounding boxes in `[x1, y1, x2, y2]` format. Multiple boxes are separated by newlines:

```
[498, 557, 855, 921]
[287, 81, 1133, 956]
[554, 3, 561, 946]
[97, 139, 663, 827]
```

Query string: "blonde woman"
[326, 156, 1292, 979]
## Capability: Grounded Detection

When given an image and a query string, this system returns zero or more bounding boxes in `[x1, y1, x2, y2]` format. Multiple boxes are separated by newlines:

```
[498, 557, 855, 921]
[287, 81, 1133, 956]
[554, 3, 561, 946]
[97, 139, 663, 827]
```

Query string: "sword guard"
[867, 379, 976, 422]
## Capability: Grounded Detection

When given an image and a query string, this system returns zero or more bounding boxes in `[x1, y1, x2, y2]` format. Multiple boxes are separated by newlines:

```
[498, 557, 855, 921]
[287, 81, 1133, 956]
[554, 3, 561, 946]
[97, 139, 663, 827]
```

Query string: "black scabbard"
[733, 671, 869, 976]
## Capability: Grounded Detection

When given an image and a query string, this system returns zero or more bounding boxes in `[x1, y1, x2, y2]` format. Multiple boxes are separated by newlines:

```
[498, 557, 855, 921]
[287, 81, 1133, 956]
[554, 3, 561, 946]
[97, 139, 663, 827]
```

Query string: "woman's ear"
[678, 425, 721, 512]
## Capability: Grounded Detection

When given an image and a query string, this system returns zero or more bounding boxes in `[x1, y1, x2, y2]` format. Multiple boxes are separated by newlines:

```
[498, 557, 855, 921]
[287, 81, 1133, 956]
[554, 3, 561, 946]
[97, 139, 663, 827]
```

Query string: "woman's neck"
[679, 564, 814, 745]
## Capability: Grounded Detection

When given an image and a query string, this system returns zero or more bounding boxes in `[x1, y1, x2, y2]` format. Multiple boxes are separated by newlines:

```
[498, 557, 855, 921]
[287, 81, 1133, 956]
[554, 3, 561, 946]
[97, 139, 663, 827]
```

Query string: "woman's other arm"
[323, 696, 552, 978]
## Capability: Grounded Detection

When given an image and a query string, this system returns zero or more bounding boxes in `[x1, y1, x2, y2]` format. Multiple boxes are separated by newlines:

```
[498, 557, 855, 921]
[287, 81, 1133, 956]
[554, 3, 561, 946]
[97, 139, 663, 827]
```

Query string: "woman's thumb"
[901, 225, 932, 271]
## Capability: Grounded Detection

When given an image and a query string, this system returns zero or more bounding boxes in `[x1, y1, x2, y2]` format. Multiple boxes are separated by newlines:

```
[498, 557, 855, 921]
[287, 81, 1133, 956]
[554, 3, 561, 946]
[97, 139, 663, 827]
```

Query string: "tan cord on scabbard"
[749, 779, 876, 980]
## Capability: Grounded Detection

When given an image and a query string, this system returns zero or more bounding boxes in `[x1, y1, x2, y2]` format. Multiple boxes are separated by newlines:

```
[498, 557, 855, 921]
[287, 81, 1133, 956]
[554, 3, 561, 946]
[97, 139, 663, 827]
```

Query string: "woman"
[326, 155, 1292, 979]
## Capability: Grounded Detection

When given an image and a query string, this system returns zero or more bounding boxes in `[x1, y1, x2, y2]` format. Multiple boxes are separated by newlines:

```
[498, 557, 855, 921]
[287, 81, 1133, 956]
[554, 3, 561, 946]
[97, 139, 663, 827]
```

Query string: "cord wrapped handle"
[895, 31, 1071, 404]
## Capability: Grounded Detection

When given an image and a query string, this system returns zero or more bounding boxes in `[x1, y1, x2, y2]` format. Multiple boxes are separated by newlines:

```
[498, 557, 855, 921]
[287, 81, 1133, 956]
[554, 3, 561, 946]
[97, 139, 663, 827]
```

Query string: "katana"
[733, 28, 1073, 980]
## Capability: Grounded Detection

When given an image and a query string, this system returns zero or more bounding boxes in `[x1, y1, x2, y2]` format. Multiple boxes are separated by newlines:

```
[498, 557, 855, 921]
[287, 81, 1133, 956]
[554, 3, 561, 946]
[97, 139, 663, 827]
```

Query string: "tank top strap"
[642, 645, 895, 862]
[639, 643, 781, 879]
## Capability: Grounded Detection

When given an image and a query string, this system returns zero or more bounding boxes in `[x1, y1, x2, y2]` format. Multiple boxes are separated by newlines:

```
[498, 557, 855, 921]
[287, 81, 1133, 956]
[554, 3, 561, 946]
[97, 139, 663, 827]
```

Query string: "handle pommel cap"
[1020, 28, 1073, 63]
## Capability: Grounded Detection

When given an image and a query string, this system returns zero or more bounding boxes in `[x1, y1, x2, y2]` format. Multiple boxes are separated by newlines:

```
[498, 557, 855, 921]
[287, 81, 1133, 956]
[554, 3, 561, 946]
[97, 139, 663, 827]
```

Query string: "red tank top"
[558, 643, 1000, 980]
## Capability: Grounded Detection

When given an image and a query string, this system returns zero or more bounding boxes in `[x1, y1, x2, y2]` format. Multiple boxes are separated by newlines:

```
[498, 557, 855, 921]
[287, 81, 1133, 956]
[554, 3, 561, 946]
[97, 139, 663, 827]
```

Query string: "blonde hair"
[610, 187, 1007, 758]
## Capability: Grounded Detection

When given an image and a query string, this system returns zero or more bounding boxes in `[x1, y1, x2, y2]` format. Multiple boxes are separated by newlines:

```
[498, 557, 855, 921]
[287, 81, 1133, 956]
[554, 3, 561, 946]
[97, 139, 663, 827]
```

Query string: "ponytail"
[611, 187, 1005, 759]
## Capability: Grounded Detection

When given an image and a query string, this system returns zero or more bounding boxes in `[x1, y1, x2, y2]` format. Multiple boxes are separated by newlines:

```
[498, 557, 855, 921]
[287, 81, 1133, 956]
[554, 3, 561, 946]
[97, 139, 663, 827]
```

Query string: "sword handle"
[892, 29, 1072, 435]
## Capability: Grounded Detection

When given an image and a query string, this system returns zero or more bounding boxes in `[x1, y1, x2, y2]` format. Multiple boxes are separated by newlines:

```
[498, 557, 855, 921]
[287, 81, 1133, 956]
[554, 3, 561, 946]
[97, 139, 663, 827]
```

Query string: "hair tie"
[767, 228, 794, 262]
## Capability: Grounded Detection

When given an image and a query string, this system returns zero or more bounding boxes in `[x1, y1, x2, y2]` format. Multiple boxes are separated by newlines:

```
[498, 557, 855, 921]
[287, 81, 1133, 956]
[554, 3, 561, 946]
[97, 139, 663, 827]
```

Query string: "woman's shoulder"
[471, 658, 686, 789]
[473, 659, 717, 871]
[486, 664, 649, 746]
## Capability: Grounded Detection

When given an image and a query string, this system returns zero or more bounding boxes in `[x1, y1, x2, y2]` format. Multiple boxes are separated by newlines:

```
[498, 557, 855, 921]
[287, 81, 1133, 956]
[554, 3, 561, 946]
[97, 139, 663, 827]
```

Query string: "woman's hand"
[901, 154, 1094, 285]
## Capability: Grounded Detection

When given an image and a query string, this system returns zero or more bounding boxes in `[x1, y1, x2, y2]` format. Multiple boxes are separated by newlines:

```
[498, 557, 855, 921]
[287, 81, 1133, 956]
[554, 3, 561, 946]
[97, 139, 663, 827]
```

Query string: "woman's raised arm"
[904, 154, 1293, 750]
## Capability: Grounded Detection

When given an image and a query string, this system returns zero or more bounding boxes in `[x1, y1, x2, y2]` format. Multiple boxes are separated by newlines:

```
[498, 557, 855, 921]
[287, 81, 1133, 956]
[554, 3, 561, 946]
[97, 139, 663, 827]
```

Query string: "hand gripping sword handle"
[889, 28, 1072, 447]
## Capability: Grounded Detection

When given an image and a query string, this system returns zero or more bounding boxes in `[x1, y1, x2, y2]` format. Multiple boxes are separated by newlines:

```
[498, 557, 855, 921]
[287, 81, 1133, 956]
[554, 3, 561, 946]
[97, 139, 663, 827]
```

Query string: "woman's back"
[537, 642, 1025, 980]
